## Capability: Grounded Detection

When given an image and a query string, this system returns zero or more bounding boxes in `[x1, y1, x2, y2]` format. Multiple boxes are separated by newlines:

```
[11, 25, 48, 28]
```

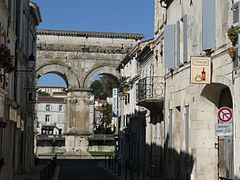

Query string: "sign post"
[215, 107, 233, 136]
[217, 107, 232, 123]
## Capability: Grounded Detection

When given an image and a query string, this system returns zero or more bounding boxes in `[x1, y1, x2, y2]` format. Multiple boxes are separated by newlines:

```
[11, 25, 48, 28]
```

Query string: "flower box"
[0, 44, 14, 73]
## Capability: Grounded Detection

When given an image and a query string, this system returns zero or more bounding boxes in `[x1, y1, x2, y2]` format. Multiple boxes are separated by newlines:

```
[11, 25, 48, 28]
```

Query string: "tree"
[37, 90, 50, 96]
[90, 80, 104, 99]
[90, 75, 119, 100]
[101, 103, 112, 127]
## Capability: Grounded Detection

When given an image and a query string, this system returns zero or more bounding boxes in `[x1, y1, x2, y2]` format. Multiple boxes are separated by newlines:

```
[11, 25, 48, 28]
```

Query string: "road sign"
[215, 123, 233, 136]
[217, 107, 232, 123]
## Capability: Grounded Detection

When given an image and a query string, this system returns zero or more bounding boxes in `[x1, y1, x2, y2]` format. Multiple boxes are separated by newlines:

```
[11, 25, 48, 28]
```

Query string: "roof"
[37, 29, 144, 40]
[117, 38, 154, 70]
[37, 96, 66, 103]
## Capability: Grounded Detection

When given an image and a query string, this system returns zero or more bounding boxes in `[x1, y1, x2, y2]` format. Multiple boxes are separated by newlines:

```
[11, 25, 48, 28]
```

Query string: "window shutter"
[183, 15, 188, 63]
[176, 21, 180, 66]
[233, 2, 239, 24]
[164, 24, 175, 69]
[202, 0, 216, 50]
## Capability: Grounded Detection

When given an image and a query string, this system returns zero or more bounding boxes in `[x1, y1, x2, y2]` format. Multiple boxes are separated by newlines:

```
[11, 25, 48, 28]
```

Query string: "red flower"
[0, 44, 14, 73]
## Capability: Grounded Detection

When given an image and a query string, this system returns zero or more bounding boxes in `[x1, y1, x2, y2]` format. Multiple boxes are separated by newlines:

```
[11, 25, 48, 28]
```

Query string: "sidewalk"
[13, 165, 45, 180]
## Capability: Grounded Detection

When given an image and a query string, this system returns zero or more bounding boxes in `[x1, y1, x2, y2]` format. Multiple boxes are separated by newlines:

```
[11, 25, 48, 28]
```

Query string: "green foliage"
[227, 25, 240, 38]
[90, 75, 119, 100]
[89, 151, 114, 156]
[101, 103, 112, 126]
[90, 80, 104, 100]
[37, 90, 50, 96]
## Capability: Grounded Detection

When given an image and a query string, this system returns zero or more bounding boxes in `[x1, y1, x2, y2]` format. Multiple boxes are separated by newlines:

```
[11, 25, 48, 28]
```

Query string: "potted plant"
[0, 44, 14, 73]
[227, 25, 240, 45]
[227, 47, 237, 59]
[120, 76, 130, 93]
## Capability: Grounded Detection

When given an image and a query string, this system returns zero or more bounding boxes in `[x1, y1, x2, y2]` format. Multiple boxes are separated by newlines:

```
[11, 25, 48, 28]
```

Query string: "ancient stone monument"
[36, 29, 143, 154]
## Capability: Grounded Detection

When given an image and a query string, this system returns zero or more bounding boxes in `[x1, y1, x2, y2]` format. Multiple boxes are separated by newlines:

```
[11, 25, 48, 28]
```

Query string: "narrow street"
[57, 159, 120, 180]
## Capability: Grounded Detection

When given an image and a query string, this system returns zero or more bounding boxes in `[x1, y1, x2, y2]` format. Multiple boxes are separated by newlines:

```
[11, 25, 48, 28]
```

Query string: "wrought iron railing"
[0, 69, 7, 90]
[137, 76, 164, 102]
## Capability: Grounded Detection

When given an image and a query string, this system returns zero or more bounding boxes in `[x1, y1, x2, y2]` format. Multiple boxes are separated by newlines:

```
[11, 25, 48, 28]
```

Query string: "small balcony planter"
[122, 85, 129, 93]
[227, 47, 237, 59]
[119, 76, 130, 93]
[227, 25, 239, 45]
[0, 44, 14, 73]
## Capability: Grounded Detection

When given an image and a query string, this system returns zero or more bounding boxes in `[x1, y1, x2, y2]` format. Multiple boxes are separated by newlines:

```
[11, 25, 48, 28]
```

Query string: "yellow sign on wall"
[190, 56, 211, 84]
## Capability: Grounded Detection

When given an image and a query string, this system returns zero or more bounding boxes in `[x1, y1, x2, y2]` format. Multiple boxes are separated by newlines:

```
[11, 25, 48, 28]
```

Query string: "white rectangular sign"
[112, 88, 118, 117]
[215, 123, 233, 136]
[190, 56, 211, 84]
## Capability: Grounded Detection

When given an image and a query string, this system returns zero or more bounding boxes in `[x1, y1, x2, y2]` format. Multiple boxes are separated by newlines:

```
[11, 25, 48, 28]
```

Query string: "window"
[46, 105, 51, 111]
[59, 105, 63, 112]
[164, 24, 175, 69]
[45, 115, 50, 122]
[176, 15, 188, 66]
[59, 129, 62, 135]
[202, 0, 216, 50]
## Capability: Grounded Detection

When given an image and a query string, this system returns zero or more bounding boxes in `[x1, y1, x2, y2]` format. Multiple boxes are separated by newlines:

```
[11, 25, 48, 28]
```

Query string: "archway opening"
[90, 74, 119, 100]
[90, 74, 119, 135]
[37, 73, 67, 88]
[201, 83, 233, 178]
[35, 73, 68, 155]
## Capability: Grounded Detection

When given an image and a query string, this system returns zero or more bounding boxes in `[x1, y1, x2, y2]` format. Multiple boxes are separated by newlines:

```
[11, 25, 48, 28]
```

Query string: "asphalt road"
[57, 159, 120, 180]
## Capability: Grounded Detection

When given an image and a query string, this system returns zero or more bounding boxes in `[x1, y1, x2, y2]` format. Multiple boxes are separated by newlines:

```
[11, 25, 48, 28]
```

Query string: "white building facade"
[35, 93, 67, 156]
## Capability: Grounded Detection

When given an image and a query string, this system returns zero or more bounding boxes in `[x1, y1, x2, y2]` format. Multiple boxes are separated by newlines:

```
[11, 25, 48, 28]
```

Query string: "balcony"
[137, 76, 164, 113]
[0, 69, 8, 90]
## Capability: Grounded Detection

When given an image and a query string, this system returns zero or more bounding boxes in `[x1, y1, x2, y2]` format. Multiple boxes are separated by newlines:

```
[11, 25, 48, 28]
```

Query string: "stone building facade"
[117, 0, 240, 179]
[0, 0, 41, 179]
[154, 0, 240, 179]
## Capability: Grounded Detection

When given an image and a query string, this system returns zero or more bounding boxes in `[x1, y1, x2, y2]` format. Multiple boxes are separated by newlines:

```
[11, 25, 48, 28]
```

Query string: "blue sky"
[36, 0, 154, 87]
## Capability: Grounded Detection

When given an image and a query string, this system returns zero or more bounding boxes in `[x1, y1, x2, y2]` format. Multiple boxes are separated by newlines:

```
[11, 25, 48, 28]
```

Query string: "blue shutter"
[176, 21, 180, 66]
[183, 15, 188, 63]
[164, 24, 175, 69]
[202, 0, 216, 50]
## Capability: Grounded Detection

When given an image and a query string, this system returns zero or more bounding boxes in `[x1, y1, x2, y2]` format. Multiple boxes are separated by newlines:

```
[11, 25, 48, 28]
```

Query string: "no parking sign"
[217, 107, 232, 123]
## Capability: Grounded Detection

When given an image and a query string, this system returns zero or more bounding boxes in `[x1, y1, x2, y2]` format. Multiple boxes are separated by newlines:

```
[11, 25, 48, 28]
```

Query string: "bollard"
[125, 161, 128, 179]
[118, 161, 121, 176]
[108, 155, 111, 169]
[112, 156, 114, 171]
[129, 160, 133, 180]
[142, 163, 145, 180]
[105, 155, 106, 168]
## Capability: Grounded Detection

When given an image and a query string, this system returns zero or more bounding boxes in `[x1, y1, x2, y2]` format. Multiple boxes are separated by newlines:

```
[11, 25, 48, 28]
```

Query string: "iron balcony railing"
[137, 76, 164, 102]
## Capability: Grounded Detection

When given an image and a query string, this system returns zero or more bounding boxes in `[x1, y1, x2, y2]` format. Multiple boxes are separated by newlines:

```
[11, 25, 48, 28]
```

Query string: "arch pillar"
[65, 88, 94, 153]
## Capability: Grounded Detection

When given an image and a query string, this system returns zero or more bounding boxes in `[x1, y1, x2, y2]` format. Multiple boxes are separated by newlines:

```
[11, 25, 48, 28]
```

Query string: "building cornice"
[37, 29, 144, 40]
[30, 1, 42, 25]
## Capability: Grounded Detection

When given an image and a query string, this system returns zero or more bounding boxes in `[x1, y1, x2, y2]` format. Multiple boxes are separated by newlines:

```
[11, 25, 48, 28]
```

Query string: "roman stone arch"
[83, 65, 120, 88]
[36, 63, 80, 88]
[36, 29, 143, 153]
